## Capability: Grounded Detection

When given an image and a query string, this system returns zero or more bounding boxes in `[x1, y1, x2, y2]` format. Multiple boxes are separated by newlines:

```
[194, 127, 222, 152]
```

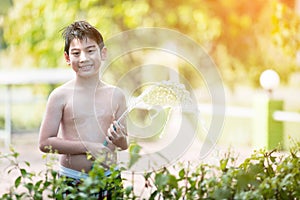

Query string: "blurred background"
[0, 0, 300, 150]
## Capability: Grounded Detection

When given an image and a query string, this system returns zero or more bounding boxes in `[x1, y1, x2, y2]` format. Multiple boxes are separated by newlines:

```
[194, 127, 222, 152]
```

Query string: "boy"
[39, 21, 128, 198]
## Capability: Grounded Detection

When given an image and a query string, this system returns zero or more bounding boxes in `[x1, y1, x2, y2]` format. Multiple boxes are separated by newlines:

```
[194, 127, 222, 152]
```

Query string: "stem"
[184, 161, 190, 199]
[132, 171, 135, 198]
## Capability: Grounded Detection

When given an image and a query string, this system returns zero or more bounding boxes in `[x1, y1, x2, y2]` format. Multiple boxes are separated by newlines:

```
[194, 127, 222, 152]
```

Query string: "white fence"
[273, 110, 300, 122]
[0, 69, 74, 147]
[1, 69, 300, 147]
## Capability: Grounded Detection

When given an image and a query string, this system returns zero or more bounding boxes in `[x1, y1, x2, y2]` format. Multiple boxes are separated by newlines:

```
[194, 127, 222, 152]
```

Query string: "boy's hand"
[107, 121, 128, 150]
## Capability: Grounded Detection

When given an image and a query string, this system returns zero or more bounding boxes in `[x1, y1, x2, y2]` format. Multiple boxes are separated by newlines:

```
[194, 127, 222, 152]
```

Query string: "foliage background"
[0, 0, 300, 89]
[0, 0, 300, 140]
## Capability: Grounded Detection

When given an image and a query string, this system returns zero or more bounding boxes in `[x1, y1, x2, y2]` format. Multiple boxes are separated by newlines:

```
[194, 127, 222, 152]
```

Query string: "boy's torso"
[58, 81, 118, 172]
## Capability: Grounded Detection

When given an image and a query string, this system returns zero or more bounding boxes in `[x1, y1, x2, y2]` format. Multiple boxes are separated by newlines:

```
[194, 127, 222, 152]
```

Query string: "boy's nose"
[80, 52, 88, 62]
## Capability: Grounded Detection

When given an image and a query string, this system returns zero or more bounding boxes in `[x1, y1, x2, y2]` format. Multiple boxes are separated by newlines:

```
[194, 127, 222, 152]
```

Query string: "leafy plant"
[1, 141, 300, 199]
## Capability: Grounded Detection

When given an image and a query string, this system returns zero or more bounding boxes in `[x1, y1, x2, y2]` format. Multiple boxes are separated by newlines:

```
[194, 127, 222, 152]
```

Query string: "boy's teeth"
[81, 66, 91, 70]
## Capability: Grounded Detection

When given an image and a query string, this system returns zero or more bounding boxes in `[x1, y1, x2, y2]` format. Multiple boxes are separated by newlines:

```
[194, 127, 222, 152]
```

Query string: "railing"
[1, 70, 300, 148]
[200, 103, 300, 122]
[273, 110, 300, 122]
[199, 101, 300, 150]
[0, 69, 74, 147]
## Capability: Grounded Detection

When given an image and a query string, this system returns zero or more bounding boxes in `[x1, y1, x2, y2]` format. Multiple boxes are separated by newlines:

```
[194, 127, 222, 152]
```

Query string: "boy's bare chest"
[64, 89, 116, 122]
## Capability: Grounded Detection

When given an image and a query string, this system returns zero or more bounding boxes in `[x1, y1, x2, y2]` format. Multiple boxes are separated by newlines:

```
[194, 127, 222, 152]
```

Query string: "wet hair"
[62, 21, 104, 55]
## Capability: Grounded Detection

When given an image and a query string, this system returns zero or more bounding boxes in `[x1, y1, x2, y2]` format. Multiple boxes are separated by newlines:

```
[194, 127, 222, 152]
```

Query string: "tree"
[1, 0, 299, 89]
[207, 0, 300, 88]
[1, 0, 219, 89]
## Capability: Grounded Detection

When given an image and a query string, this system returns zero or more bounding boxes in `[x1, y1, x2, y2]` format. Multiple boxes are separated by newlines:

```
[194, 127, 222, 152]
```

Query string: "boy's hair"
[62, 21, 104, 55]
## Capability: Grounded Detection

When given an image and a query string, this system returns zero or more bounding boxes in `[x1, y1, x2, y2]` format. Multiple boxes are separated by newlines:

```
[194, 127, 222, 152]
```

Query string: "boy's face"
[64, 37, 106, 77]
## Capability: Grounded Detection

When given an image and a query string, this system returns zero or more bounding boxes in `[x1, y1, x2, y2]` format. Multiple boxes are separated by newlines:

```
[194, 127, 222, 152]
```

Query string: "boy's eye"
[71, 52, 80, 56]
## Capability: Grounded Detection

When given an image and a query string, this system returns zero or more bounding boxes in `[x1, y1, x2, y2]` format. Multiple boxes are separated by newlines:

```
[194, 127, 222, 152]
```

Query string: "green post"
[253, 95, 284, 150]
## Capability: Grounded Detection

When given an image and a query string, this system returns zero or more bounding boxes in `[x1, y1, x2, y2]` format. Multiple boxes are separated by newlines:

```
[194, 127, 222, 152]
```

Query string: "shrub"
[1, 142, 300, 199]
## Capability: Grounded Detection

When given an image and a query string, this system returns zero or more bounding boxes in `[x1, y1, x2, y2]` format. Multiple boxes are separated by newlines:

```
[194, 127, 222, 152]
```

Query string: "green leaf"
[179, 168, 185, 179]
[220, 158, 229, 172]
[149, 190, 158, 200]
[155, 173, 169, 189]
[168, 175, 178, 188]
[20, 168, 27, 177]
[13, 152, 20, 158]
[25, 161, 30, 167]
[15, 176, 22, 188]
[125, 185, 133, 196]
[34, 180, 43, 190]
[144, 172, 152, 180]
[128, 143, 142, 169]
[25, 182, 34, 193]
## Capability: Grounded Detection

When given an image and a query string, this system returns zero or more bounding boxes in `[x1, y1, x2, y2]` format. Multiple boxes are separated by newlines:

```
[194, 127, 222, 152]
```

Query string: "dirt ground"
[0, 132, 254, 199]
[0, 133, 45, 197]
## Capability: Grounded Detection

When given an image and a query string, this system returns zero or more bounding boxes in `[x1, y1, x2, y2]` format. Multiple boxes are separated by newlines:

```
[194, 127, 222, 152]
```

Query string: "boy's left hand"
[107, 121, 128, 150]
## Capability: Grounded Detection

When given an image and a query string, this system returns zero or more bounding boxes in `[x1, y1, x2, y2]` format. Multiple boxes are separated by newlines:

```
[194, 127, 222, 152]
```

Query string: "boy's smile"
[79, 65, 93, 72]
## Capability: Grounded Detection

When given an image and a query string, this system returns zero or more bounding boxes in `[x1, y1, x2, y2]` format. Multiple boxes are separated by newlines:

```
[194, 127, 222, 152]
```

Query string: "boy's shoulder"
[104, 82, 124, 93]
[101, 82, 126, 99]
[49, 80, 74, 98]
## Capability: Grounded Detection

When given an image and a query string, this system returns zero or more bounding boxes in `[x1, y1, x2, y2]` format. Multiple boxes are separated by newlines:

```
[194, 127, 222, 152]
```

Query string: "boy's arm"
[106, 88, 128, 150]
[38, 90, 102, 155]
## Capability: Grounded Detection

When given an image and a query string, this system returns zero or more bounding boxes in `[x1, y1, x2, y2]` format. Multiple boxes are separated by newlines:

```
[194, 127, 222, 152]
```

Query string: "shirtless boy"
[38, 21, 128, 195]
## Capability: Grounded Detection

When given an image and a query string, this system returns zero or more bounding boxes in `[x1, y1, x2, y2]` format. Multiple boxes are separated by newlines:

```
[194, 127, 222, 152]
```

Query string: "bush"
[1, 142, 300, 199]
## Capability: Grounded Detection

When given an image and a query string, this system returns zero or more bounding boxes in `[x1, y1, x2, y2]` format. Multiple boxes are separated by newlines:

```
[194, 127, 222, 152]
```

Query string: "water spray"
[117, 80, 193, 123]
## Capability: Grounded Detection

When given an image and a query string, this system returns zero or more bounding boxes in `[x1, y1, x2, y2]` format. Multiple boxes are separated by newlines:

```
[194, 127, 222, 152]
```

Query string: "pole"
[4, 84, 12, 147]
[253, 95, 284, 150]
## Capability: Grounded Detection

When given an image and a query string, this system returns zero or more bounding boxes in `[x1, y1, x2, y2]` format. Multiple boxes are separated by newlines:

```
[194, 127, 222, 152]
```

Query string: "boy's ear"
[100, 47, 107, 61]
[64, 52, 71, 65]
